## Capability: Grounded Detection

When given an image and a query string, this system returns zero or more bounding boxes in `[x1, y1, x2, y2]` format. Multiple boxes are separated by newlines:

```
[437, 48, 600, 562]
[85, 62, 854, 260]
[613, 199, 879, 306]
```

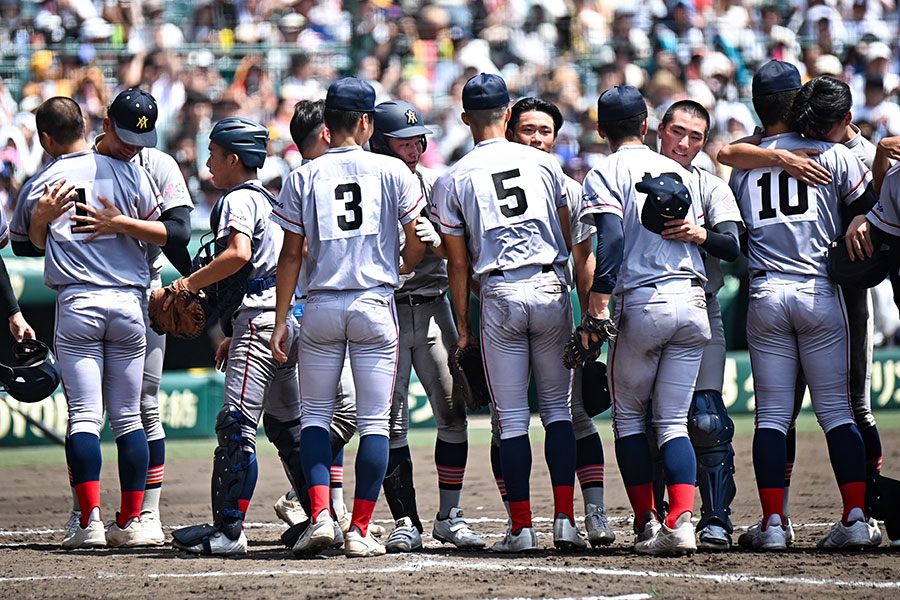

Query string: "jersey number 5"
[492, 169, 528, 217]
[756, 171, 809, 220]
[335, 182, 362, 231]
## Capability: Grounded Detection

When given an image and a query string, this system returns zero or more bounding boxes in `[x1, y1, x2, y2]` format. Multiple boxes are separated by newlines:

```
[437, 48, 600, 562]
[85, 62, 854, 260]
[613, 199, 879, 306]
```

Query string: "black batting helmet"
[371, 100, 431, 157]
[581, 360, 611, 417]
[636, 173, 692, 235]
[826, 228, 899, 289]
[0, 339, 62, 403]
[209, 117, 269, 169]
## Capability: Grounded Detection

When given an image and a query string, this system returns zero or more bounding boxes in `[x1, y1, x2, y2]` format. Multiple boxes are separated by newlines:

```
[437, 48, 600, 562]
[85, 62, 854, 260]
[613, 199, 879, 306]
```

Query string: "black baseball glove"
[447, 342, 491, 411]
[562, 314, 617, 370]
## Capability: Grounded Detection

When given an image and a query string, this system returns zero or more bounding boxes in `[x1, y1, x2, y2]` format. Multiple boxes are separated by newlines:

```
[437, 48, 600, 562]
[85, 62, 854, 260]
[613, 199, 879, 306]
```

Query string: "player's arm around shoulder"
[717, 133, 832, 187]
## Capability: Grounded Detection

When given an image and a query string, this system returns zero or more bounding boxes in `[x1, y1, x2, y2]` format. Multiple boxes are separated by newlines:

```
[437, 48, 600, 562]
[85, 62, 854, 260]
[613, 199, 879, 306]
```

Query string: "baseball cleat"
[384, 517, 423, 553]
[635, 511, 696, 556]
[331, 519, 345, 549]
[64, 510, 81, 540]
[742, 514, 788, 551]
[491, 525, 539, 553]
[106, 516, 153, 548]
[698, 523, 732, 551]
[292, 510, 335, 556]
[634, 510, 661, 545]
[61, 518, 106, 550]
[274, 491, 308, 527]
[739, 515, 795, 548]
[553, 513, 587, 552]
[173, 529, 248, 555]
[344, 527, 386, 558]
[140, 510, 166, 546]
[432, 507, 486, 549]
[818, 510, 882, 550]
[584, 504, 616, 547]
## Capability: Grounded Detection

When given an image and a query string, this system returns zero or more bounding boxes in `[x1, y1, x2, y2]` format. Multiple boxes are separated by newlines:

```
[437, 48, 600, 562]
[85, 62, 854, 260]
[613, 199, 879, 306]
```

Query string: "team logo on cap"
[136, 116, 149, 129]
[405, 110, 418, 125]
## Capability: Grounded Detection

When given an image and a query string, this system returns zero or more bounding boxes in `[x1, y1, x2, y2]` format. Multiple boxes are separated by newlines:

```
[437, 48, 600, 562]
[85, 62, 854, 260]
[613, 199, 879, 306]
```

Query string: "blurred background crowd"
[0, 0, 899, 344]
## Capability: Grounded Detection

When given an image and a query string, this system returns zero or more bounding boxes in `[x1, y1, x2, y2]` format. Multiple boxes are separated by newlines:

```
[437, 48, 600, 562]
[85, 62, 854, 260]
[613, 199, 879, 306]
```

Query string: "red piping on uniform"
[840, 171, 870, 200]
[399, 196, 425, 221]
[142, 203, 161, 220]
[869, 210, 900, 229]
[272, 209, 302, 227]
[388, 297, 399, 408]
[609, 294, 623, 439]
[584, 203, 623, 214]
[54, 297, 72, 407]
[480, 296, 499, 432]
[837, 284, 852, 410]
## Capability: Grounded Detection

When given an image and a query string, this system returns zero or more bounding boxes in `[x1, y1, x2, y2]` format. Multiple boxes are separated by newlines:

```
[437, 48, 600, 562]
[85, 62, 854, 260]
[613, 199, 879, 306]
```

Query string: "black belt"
[396, 294, 441, 306]
[489, 264, 554, 277]
[752, 271, 767, 279]
[641, 278, 702, 288]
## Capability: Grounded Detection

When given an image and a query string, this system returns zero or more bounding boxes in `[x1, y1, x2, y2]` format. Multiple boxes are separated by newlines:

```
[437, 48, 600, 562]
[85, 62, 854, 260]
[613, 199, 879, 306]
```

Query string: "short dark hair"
[598, 111, 647, 146]
[787, 76, 852, 139]
[290, 99, 325, 152]
[752, 89, 798, 128]
[660, 100, 710, 141]
[464, 105, 508, 129]
[35, 97, 84, 145]
[507, 97, 564, 138]
[324, 108, 373, 134]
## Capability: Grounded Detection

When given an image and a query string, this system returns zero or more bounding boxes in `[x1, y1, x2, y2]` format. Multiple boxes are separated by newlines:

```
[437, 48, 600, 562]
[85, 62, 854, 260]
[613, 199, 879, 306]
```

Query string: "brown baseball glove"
[148, 283, 207, 340]
[447, 342, 491, 411]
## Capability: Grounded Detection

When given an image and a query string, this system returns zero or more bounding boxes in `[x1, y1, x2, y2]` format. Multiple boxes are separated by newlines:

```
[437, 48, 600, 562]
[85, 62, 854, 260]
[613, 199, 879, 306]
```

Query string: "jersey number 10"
[756, 171, 809, 220]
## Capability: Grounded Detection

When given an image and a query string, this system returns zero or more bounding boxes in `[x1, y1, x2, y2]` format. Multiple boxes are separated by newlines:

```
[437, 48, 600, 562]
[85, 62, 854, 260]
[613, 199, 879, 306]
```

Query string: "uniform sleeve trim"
[400, 195, 425, 220]
[271, 209, 302, 227]
[870, 209, 900, 229]
[841, 170, 870, 200]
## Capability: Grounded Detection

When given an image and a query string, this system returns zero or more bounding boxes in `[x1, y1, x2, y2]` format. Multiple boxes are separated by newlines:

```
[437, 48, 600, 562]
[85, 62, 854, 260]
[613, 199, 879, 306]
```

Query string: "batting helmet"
[826, 228, 898, 289]
[370, 100, 432, 157]
[636, 173, 692, 235]
[581, 360, 611, 417]
[0, 339, 62, 403]
[209, 117, 269, 169]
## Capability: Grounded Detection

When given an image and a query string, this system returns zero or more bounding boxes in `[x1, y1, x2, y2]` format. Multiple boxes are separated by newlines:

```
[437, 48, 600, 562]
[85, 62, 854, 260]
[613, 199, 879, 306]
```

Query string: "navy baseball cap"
[752, 60, 801, 97]
[108, 88, 158, 147]
[462, 73, 510, 111]
[325, 77, 376, 112]
[597, 85, 647, 122]
[636, 174, 692, 234]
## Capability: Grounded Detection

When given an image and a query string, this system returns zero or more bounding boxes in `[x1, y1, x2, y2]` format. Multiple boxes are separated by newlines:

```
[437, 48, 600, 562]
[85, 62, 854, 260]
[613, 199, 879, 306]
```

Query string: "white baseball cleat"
[106, 517, 153, 548]
[584, 504, 616, 547]
[385, 517, 423, 553]
[633, 511, 661, 545]
[337, 505, 384, 537]
[818, 509, 882, 550]
[491, 525, 539, 553]
[739, 515, 795, 549]
[744, 514, 788, 551]
[432, 507, 486, 549]
[553, 514, 587, 552]
[344, 527, 386, 558]
[635, 511, 696, 556]
[140, 510, 166, 546]
[274, 491, 308, 527]
[292, 511, 334, 555]
[61, 518, 106, 550]
[64, 510, 81, 540]
[698, 523, 732, 551]
[173, 529, 248, 555]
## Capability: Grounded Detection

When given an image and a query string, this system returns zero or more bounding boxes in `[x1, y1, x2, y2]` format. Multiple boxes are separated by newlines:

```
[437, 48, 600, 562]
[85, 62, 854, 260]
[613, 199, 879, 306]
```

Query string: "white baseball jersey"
[729, 133, 872, 277]
[214, 180, 281, 311]
[431, 138, 569, 278]
[580, 145, 706, 295]
[12, 150, 162, 289]
[398, 165, 447, 297]
[869, 161, 900, 237]
[272, 145, 424, 291]
[691, 165, 743, 294]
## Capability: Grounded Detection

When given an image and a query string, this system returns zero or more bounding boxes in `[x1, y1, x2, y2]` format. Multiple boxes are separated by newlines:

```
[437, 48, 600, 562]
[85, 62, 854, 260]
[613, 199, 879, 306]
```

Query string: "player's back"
[14, 151, 160, 289]
[432, 138, 568, 278]
[730, 132, 871, 277]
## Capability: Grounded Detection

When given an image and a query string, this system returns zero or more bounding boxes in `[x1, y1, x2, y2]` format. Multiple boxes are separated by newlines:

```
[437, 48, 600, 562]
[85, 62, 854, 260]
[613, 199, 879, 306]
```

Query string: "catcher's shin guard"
[688, 390, 736, 533]
[383, 453, 423, 533]
[867, 474, 900, 541]
[211, 408, 257, 539]
[263, 414, 311, 516]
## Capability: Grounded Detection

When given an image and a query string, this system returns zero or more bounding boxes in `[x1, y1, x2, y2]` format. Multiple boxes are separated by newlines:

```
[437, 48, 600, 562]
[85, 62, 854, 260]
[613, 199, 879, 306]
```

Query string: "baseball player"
[11, 97, 162, 549]
[433, 73, 583, 553]
[170, 116, 307, 556]
[0, 207, 35, 342]
[53, 88, 193, 547]
[580, 85, 716, 556]
[656, 100, 744, 550]
[270, 77, 425, 558]
[501, 96, 615, 547]
[369, 99, 485, 553]
[719, 75, 883, 544]
[728, 63, 880, 550]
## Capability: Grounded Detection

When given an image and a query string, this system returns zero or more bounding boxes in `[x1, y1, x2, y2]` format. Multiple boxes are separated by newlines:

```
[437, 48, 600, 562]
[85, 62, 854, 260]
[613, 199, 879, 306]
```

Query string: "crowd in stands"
[0, 0, 899, 341]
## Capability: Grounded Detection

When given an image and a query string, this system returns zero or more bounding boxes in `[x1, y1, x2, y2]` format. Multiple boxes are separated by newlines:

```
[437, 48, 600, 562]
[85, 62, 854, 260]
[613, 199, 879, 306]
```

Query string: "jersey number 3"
[335, 182, 362, 231]
[492, 169, 528, 217]
[756, 171, 809, 220]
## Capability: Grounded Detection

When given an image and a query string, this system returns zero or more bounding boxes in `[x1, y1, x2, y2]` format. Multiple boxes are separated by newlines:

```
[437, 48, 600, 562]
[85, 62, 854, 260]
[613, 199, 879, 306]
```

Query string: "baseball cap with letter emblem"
[636, 173, 693, 234]
[108, 88, 158, 147]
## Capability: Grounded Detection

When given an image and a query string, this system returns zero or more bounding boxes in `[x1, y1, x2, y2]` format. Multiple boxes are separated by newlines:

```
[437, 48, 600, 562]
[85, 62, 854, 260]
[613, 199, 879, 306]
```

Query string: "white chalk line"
[0, 555, 898, 590]
[488, 595, 651, 600]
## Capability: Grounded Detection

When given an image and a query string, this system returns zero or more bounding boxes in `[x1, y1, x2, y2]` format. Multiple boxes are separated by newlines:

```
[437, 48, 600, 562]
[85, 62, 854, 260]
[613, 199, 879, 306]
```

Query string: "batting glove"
[414, 216, 441, 248]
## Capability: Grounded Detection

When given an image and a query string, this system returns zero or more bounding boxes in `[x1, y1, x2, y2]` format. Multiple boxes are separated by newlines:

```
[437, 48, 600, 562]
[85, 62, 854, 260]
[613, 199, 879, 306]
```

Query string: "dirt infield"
[2, 427, 899, 600]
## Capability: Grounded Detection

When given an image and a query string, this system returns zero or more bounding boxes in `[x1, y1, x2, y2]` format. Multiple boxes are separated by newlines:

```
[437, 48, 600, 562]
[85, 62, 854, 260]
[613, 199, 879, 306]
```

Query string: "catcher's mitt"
[447, 342, 491, 411]
[148, 284, 207, 340]
[562, 315, 618, 370]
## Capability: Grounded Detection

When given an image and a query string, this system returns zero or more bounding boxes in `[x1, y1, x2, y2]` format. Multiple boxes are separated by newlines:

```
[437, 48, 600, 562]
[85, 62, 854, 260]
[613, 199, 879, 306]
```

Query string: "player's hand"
[581, 308, 612, 349]
[456, 330, 476, 349]
[845, 214, 874, 261]
[877, 136, 900, 161]
[162, 277, 194, 310]
[8, 312, 35, 342]
[780, 149, 831, 186]
[270, 321, 289, 363]
[215, 336, 231, 372]
[71, 195, 125, 241]
[32, 180, 76, 227]
[414, 216, 441, 248]
[661, 219, 707, 244]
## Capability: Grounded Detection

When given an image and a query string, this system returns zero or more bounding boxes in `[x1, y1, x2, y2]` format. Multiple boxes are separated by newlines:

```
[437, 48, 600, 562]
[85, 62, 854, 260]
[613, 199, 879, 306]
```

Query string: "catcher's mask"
[0, 339, 62, 403]
[370, 100, 431, 159]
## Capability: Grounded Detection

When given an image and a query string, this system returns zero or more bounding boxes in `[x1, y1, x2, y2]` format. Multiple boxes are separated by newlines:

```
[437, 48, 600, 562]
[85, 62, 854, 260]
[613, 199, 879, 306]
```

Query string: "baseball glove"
[447, 342, 491, 411]
[562, 314, 618, 370]
[148, 284, 207, 340]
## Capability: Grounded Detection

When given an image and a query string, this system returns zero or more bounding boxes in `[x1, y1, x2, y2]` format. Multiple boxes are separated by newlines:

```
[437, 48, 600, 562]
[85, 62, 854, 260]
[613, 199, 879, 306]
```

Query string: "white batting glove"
[414, 215, 441, 248]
